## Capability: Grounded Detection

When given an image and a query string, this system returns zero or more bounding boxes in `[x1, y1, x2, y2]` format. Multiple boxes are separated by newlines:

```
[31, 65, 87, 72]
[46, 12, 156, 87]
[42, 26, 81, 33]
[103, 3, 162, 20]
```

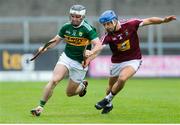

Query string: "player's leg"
[42, 64, 68, 102]
[66, 64, 88, 97]
[95, 60, 142, 114]
[95, 66, 135, 112]
[31, 52, 69, 116]
[95, 63, 119, 110]
[106, 77, 118, 95]
[110, 59, 142, 96]
[78, 80, 88, 97]
[101, 77, 117, 114]
[66, 79, 88, 96]
[66, 51, 88, 97]
[95, 77, 117, 111]
[31, 64, 68, 116]
[111, 66, 136, 94]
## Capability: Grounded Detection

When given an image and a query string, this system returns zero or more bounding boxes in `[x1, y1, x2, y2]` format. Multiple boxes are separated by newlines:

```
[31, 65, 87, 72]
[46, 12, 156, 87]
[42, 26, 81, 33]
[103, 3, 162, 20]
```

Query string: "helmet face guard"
[99, 10, 118, 24]
[69, 5, 86, 16]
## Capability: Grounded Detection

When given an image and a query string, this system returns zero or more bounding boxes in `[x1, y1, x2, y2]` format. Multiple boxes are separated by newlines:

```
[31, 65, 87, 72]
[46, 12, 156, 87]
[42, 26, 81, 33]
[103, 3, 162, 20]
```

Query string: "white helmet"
[69, 5, 86, 16]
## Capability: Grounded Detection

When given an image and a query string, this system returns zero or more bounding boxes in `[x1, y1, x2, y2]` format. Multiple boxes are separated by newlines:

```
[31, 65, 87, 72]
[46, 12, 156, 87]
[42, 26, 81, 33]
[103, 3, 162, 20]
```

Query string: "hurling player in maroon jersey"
[94, 10, 176, 114]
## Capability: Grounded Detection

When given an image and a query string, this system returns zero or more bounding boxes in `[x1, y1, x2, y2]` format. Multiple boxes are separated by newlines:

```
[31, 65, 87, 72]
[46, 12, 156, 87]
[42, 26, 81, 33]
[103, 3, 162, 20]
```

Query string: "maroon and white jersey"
[102, 19, 143, 63]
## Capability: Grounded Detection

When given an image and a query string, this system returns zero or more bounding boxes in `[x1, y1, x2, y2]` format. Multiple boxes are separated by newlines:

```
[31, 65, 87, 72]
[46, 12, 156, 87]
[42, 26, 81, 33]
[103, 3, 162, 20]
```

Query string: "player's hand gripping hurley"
[30, 40, 55, 61]
[82, 45, 88, 68]
[82, 44, 94, 68]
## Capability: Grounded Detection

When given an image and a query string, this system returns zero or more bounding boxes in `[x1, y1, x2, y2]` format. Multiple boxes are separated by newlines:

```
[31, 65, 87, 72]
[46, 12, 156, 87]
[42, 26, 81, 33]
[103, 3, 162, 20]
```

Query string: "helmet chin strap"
[112, 20, 118, 32]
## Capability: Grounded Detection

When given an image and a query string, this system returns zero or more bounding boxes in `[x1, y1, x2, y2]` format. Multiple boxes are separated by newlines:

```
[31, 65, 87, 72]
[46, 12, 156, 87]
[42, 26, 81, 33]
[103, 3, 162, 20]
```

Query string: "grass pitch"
[0, 78, 180, 123]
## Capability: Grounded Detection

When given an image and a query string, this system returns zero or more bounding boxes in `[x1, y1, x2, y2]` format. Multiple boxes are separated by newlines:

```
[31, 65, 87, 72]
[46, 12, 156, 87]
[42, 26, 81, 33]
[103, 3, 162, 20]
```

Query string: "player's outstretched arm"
[142, 15, 176, 26]
[38, 35, 62, 53]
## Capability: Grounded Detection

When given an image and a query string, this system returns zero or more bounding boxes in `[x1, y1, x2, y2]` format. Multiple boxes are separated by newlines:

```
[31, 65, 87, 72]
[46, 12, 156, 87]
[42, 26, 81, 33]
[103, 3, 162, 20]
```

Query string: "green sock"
[40, 100, 46, 107]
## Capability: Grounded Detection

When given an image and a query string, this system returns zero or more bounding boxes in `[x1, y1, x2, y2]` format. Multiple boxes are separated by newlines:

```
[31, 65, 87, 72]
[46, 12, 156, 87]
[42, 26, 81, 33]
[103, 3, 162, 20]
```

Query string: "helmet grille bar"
[70, 5, 86, 16]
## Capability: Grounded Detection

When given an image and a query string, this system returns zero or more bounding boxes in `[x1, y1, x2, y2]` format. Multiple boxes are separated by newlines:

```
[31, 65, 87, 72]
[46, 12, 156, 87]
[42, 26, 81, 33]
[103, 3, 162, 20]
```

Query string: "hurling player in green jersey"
[31, 5, 102, 116]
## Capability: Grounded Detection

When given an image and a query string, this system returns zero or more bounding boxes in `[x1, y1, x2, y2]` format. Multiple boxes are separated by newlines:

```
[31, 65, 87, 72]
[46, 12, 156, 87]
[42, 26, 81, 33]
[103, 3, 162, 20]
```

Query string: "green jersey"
[58, 20, 98, 63]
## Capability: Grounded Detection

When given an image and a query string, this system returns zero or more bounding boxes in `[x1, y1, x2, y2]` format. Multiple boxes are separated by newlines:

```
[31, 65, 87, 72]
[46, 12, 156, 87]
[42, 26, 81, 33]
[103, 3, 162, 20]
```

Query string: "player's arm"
[141, 15, 176, 26]
[82, 41, 106, 68]
[86, 43, 105, 60]
[82, 38, 103, 68]
[38, 35, 63, 53]
[85, 37, 103, 59]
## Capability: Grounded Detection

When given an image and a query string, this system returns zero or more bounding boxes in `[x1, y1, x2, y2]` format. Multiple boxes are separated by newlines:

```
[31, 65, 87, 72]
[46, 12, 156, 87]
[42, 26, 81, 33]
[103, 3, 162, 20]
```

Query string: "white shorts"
[110, 59, 142, 77]
[57, 52, 88, 83]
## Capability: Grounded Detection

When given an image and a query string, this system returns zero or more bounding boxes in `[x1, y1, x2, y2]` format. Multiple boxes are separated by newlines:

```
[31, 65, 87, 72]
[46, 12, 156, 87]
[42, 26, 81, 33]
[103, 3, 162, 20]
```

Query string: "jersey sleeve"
[129, 18, 143, 31]
[58, 24, 66, 38]
[87, 27, 98, 40]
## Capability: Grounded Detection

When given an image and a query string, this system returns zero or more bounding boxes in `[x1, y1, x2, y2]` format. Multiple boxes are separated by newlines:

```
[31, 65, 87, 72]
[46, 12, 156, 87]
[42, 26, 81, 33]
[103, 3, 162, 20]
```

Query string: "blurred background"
[0, 0, 180, 81]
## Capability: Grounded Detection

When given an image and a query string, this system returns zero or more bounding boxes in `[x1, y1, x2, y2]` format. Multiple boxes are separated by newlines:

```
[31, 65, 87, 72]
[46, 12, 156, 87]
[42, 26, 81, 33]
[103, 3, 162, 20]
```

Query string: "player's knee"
[51, 80, 58, 86]
[117, 76, 127, 84]
[51, 76, 62, 85]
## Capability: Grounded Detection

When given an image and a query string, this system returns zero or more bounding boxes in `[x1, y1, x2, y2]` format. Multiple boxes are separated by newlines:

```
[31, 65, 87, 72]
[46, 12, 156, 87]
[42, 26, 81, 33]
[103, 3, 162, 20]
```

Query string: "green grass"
[0, 78, 180, 123]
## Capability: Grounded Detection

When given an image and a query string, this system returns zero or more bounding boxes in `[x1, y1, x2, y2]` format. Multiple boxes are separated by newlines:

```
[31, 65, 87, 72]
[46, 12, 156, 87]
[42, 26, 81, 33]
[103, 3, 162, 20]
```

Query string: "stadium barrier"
[1, 50, 180, 81]
[89, 55, 180, 77]
[0, 49, 58, 81]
